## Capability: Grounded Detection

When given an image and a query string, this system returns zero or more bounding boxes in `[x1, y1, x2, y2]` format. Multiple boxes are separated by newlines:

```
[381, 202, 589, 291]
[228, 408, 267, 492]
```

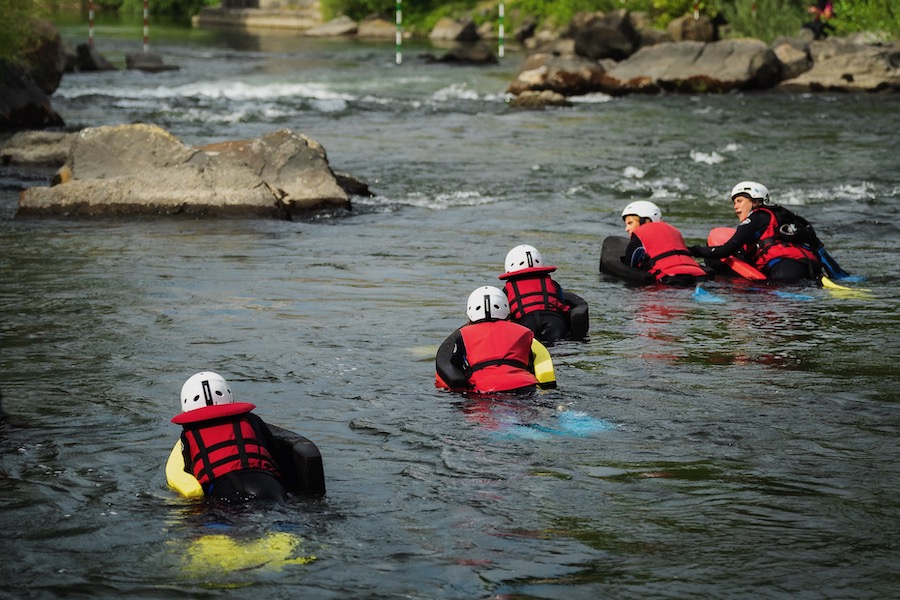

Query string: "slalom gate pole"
[143, 0, 150, 52]
[395, 0, 402, 65]
[88, 0, 95, 47]
[498, 3, 505, 58]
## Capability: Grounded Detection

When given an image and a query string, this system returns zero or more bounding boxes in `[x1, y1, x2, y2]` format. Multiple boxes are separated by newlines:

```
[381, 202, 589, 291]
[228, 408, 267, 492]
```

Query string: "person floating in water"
[690, 181, 823, 283]
[619, 200, 710, 286]
[172, 371, 287, 503]
[499, 244, 588, 344]
[435, 286, 545, 394]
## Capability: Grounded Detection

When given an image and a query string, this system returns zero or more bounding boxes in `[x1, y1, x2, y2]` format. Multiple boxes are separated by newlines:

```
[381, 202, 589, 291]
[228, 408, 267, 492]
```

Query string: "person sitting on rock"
[172, 371, 286, 503]
[620, 200, 710, 286]
[435, 286, 541, 394]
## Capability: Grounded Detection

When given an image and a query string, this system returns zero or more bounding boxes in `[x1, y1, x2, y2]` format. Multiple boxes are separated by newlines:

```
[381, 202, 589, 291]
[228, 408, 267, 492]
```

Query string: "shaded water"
[2, 17, 900, 599]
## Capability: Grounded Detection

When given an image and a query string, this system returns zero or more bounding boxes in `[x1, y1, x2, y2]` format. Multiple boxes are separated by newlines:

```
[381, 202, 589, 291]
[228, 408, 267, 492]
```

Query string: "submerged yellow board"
[166, 440, 204, 499]
[531, 339, 556, 388]
[181, 531, 316, 579]
[821, 275, 872, 299]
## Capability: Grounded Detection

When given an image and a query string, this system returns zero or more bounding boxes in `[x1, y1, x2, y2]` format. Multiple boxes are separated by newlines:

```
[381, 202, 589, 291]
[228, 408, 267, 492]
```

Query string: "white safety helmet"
[620, 200, 662, 223]
[504, 244, 544, 273]
[730, 181, 770, 204]
[466, 286, 510, 322]
[180, 371, 234, 413]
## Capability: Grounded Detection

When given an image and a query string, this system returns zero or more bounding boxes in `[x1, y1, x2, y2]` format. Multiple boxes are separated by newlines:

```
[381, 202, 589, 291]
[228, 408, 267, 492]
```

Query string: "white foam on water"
[690, 149, 725, 165]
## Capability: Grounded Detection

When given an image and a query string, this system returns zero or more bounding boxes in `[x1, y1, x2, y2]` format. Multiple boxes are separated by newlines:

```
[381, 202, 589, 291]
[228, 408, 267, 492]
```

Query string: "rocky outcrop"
[15, 124, 356, 219]
[778, 39, 900, 92]
[357, 17, 396, 39]
[125, 51, 179, 73]
[0, 19, 67, 131]
[0, 64, 65, 131]
[305, 15, 358, 37]
[507, 90, 572, 109]
[600, 38, 782, 94]
[572, 9, 641, 61]
[507, 53, 609, 96]
[423, 43, 498, 65]
[506, 9, 899, 97]
[74, 43, 117, 71]
[429, 18, 479, 42]
[1, 130, 77, 167]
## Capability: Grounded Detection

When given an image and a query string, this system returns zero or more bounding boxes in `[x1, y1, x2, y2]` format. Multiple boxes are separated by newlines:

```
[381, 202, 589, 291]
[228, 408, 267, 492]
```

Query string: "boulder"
[0, 62, 65, 130]
[600, 38, 782, 94]
[572, 9, 641, 61]
[305, 15, 358, 37]
[16, 124, 353, 219]
[429, 18, 479, 42]
[772, 42, 812, 80]
[75, 43, 117, 71]
[357, 17, 395, 39]
[507, 53, 608, 96]
[0, 19, 67, 131]
[777, 39, 900, 92]
[25, 19, 68, 94]
[0, 130, 77, 167]
[125, 51, 180, 73]
[507, 90, 572, 109]
[667, 14, 715, 42]
[423, 43, 498, 65]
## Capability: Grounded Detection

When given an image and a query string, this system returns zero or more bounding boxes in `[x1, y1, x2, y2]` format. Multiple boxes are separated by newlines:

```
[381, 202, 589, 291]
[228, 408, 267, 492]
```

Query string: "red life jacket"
[746, 207, 819, 269]
[634, 222, 707, 281]
[499, 266, 570, 320]
[460, 321, 538, 393]
[171, 403, 279, 488]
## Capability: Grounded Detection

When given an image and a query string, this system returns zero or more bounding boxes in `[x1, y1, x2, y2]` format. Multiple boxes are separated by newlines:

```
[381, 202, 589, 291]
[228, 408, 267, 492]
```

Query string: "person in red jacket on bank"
[172, 371, 286, 503]
[435, 286, 540, 394]
[620, 200, 710, 286]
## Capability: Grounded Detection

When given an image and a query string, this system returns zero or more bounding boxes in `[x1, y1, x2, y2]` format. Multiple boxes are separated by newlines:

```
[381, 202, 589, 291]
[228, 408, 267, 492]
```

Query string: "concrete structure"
[195, 0, 322, 30]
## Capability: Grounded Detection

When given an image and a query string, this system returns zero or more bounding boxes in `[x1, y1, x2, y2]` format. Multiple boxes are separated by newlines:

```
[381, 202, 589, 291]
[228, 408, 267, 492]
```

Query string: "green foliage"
[313, 0, 900, 38]
[721, 0, 806, 41]
[511, 0, 614, 28]
[651, 0, 724, 25]
[0, 0, 46, 65]
[95, 0, 217, 17]
[832, 0, 900, 37]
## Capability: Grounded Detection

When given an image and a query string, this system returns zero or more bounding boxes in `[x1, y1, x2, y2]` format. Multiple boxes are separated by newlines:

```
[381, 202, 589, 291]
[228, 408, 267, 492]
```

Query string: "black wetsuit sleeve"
[621, 234, 646, 268]
[179, 430, 192, 474]
[693, 212, 769, 258]
[435, 329, 470, 390]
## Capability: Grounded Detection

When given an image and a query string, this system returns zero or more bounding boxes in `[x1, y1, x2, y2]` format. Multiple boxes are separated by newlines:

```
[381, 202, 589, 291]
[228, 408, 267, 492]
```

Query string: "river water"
[2, 16, 899, 599]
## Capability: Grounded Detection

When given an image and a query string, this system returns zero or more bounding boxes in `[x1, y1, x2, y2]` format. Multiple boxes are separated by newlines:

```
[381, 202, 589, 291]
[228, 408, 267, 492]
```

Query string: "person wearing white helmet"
[689, 181, 823, 282]
[435, 286, 544, 394]
[498, 244, 588, 344]
[619, 200, 709, 285]
[171, 371, 287, 503]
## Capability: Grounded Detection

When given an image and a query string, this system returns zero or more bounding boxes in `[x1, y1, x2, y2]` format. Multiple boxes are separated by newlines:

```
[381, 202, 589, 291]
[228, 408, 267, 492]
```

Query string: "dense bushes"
[0, 0, 46, 65]
[320, 0, 899, 40]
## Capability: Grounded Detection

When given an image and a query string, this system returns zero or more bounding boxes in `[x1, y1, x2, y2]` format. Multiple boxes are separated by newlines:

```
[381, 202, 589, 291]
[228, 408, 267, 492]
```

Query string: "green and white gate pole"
[498, 2, 505, 58]
[143, 0, 150, 52]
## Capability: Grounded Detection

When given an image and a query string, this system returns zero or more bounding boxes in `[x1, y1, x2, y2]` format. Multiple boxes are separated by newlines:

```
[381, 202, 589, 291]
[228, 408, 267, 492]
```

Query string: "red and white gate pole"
[88, 0, 95, 47]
